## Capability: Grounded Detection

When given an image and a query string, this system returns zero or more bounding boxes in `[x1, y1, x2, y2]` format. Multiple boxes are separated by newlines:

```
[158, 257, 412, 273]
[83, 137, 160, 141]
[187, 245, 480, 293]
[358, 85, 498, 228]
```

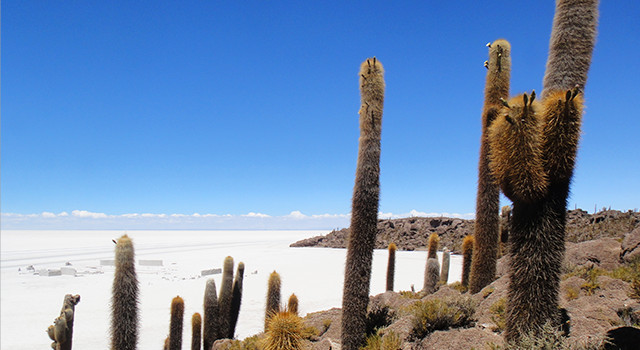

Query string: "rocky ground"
[214, 209, 640, 349]
[290, 209, 640, 254]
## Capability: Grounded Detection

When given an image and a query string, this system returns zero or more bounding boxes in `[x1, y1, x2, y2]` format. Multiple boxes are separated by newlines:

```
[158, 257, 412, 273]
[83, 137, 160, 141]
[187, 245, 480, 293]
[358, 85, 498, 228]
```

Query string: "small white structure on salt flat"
[39, 269, 62, 277]
[201, 268, 222, 276]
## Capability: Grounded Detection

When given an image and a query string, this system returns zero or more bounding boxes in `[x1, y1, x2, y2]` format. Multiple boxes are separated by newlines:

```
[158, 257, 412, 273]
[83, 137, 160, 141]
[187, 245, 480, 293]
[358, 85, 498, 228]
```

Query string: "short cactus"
[264, 311, 304, 350]
[217, 256, 234, 339]
[47, 294, 80, 350]
[169, 296, 184, 350]
[423, 258, 440, 294]
[386, 243, 397, 291]
[461, 235, 475, 289]
[265, 271, 282, 330]
[229, 261, 245, 339]
[191, 313, 201, 350]
[203, 279, 219, 350]
[440, 249, 451, 284]
[287, 294, 299, 315]
[427, 233, 439, 260]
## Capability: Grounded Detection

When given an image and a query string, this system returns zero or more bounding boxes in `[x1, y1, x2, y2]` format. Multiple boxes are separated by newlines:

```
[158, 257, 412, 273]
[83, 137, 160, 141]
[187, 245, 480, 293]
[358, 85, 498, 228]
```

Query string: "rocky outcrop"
[291, 209, 640, 254]
[621, 227, 640, 263]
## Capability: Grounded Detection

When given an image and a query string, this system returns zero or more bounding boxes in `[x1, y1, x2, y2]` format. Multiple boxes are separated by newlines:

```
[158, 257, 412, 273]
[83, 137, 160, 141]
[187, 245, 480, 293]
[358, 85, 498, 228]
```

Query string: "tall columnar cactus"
[110, 234, 139, 350]
[386, 243, 397, 291]
[265, 271, 282, 331]
[440, 249, 451, 284]
[229, 261, 245, 339]
[342, 57, 385, 350]
[490, 0, 597, 343]
[191, 313, 202, 350]
[427, 233, 439, 260]
[461, 235, 475, 289]
[469, 39, 511, 294]
[47, 294, 81, 350]
[217, 256, 234, 339]
[169, 296, 184, 350]
[203, 279, 219, 350]
[541, 0, 599, 99]
[287, 294, 299, 315]
[422, 258, 440, 294]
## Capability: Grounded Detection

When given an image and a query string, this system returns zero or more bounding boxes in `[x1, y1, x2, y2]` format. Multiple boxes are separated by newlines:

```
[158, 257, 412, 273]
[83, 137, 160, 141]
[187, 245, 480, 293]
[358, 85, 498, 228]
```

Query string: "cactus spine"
[110, 234, 139, 350]
[469, 39, 511, 294]
[203, 279, 219, 350]
[229, 261, 245, 339]
[264, 311, 304, 350]
[169, 296, 184, 350]
[217, 256, 234, 339]
[422, 258, 440, 294]
[265, 271, 282, 330]
[386, 243, 397, 291]
[440, 249, 451, 284]
[427, 233, 439, 259]
[47, 294, 81, 350]
[461, 235, 474, 289]
[191, 313, 201, 350]
[287, 294, 299, 315]
[341, 57, 385, 350]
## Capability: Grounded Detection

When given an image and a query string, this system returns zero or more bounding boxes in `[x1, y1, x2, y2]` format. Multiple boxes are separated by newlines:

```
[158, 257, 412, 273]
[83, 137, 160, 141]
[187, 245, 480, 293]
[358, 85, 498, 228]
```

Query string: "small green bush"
[362, 330, 402, 350]
[489, 298, 506, 332]
[409, 296, 476, 340]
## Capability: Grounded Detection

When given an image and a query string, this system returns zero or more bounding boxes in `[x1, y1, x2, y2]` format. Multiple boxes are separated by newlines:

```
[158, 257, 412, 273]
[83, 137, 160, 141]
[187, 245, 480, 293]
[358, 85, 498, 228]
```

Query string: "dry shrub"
[408, 296, 476, 340]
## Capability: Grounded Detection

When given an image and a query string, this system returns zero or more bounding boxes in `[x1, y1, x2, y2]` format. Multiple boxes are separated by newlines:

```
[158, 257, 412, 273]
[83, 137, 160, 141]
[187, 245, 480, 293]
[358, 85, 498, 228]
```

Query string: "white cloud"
[242, 212, 271, 218]
[285, 211, 307, 219]
[72, 210, 109, 218]
[41, 212, 56, 218]
[58, 212, 69, 217]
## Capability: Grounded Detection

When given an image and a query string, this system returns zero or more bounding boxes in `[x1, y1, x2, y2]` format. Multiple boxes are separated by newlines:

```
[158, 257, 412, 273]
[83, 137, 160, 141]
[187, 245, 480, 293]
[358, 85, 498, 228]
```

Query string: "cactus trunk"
[191, 313, 202, 350]
[341, 57, 385, 350]
[203, 279, 219, 350]
[169, 296, 184, 350]
[229, 262, 245, 339]
[111, 234, 138, 350]
[265, 271, 282, 331]
[469, 39, 511, 294]
[386, 243, 397, 291]
[217, 256, 234, 339]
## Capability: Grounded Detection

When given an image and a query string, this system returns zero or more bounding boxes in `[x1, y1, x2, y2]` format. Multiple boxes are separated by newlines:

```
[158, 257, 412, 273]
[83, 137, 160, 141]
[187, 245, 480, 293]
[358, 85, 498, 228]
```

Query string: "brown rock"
[621, 226, 640, 263]
[565, 238, 622, 270]
[415, 327, 503, 349]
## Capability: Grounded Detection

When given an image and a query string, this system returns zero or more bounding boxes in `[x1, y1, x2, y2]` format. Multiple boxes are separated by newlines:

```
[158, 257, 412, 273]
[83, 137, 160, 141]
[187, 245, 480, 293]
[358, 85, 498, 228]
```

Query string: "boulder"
[620, 227, 640, 263]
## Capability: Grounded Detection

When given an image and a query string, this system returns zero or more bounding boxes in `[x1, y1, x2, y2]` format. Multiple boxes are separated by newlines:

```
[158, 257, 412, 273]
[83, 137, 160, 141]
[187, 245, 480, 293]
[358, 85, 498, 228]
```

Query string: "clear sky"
[2, 1, 639, 229]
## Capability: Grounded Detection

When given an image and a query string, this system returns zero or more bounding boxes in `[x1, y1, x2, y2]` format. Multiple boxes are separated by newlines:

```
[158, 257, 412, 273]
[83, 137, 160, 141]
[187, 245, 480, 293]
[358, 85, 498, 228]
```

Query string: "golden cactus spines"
[427, 233, 439, 259]
[264, 311, 304, 350]
[488, 92, 549, 203]
[169, 296, 184, 350]
[191, 313, 202, 350]
[342, 57, 385, 350]
[287, 293, 299, 315]
[540, 88, 584, 182]
[265, 271, 282, 331]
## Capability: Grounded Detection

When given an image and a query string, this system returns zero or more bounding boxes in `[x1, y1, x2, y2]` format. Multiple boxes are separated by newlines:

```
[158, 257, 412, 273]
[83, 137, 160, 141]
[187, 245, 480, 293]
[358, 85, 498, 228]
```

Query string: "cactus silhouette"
[47, 294, 80, 350]
[229, 261, 245, 339]
[265, 271, 282, 330]
[427, 233, 439, 259]
[341, 57, 385, 350]
[110, 234, 139, 350]
[203, 279, 219, 350]
[264, 311, 304, 350]
[440, 249, 451, 284]
[423, 258, 440, 294]
[469, 39, 511, 294]
[386, 243, 397, 291]
[217, 256, 234, 339]
[169, 296, 184, 350]
[191, 313, 201, 350]
[287, 294, 299, 315]
[461, 235, 475, 289]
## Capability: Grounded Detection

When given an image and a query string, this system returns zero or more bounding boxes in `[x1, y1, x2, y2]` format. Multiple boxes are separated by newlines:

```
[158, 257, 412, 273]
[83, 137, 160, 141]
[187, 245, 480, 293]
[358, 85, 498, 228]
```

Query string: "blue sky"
[2, 1, 639, 229]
